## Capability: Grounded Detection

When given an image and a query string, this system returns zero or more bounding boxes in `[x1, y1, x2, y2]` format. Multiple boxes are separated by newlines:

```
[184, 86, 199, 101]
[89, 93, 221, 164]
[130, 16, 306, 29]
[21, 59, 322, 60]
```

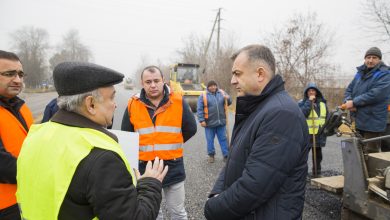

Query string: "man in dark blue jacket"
[298, 83, 328, 177]
[204, 44, 309, 220]
[344, 47, 390, 153]
[197, 80, 232, 163]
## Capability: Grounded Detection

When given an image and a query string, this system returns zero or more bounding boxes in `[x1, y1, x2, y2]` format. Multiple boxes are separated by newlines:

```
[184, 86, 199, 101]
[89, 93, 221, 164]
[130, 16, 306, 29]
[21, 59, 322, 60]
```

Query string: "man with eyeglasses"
[0, 50, 33, 220]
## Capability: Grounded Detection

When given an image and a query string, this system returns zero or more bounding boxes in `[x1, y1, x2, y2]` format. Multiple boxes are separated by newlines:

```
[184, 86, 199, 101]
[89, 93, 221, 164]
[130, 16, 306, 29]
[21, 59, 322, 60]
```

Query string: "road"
[24, 85, 344, 219]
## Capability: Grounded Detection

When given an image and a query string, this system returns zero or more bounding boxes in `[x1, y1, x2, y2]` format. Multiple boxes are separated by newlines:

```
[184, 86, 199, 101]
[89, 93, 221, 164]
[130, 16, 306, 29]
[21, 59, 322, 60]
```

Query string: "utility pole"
[203, 9, 222, 73]
[217, 8, 221, 58]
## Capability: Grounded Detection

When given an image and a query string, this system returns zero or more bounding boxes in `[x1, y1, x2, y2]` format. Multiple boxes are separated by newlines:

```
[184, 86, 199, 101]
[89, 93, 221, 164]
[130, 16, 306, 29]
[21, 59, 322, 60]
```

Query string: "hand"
[139, 157, 168, 182]
[200, 121, 207, 127]
[309, 95, 316, 101]
[345, 100, 354, 110]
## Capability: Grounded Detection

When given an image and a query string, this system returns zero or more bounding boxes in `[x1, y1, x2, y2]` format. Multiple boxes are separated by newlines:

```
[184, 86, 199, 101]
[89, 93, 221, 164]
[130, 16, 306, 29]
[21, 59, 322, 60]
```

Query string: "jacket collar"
[356, 61, 387, 79]
[0, 95, 25, 111]
[235, 75, 285, 123]
[139, 84, 170, 108]
[51, 109, 118, 142]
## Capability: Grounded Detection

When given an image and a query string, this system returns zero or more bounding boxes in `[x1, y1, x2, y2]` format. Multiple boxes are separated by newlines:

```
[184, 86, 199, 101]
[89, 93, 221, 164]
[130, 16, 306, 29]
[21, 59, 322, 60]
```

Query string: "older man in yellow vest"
[17, 62, 168, 220]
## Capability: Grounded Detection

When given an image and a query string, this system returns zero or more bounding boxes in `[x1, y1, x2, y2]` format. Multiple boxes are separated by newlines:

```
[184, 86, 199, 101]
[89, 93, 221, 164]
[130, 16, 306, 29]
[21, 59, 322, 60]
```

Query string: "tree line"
[7, 0, 389, 109]
[10, 27, 92, 88]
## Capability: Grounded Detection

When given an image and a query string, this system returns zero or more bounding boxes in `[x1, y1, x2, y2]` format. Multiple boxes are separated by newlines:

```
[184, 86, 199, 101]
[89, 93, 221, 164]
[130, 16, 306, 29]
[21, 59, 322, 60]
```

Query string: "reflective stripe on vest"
[129, 92, 184, 161]
[16, 122, 136, 220]
[202, 89, 227, 120]
[136, 126, 182, 135]
[0, 103, 33, 210]
[306, 102, 327, 134]
[202, 91, 209, 119]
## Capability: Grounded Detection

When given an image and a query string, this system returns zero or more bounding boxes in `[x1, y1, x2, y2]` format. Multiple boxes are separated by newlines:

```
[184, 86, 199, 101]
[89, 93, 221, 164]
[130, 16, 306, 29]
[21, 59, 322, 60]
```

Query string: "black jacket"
[204, 75, 310, 220]
[52, 110, 163, 220]
[121, 84, 197, 187]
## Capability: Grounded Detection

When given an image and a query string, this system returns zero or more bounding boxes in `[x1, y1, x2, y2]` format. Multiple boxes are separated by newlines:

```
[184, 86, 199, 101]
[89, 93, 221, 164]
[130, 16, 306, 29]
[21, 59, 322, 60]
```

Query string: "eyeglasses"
[0, 70, 26, 78]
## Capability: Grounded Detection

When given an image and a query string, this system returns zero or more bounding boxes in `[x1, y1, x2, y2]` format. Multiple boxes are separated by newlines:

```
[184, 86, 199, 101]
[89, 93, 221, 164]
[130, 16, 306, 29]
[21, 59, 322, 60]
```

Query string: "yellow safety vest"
[307, 102, 327, 134]
[16, 121, 136, 220]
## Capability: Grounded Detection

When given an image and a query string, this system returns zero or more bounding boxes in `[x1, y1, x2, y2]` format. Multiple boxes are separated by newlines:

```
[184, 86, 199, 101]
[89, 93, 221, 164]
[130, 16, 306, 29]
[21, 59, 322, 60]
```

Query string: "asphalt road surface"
[23, 84, 344, 219]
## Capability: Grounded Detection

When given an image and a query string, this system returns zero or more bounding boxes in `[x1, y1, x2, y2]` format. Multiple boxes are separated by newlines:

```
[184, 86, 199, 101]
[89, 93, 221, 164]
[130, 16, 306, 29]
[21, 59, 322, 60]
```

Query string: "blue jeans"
[205, 125, 229, 157]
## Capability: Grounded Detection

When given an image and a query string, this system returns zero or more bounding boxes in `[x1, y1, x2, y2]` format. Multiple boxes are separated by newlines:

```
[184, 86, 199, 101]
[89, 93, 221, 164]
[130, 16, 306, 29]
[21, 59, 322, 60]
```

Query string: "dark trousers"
[358, 130, 382, 153]
[311, 147, 322, 175]
[0, 204, 21, 220]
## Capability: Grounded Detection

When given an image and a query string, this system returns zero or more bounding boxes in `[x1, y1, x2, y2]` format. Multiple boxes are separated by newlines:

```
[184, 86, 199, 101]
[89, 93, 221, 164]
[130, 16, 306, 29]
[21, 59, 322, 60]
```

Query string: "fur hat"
[54, 62, 124, 96]
[365, 47, 382, 59]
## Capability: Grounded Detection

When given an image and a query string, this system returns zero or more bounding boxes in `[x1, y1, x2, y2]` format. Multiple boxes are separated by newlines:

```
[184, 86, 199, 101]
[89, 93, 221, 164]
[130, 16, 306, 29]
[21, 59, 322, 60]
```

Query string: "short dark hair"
[231, 44, 275, 75]
[141, 65, 163, 80]
[0, 50, 20, 62]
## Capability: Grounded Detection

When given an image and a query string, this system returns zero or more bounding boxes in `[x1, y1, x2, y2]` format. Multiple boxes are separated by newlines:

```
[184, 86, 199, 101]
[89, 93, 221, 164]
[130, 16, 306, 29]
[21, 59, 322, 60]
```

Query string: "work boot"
[208, 155, 215, 163]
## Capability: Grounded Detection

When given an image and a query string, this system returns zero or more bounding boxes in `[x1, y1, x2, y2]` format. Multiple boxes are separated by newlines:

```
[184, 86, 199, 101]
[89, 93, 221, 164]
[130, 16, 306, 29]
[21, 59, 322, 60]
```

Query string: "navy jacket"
[298, 83, 328, 147]
[197, 89, 232, 127]
[344, 62, 390, 132]
[121, 84, 197, 187]
[41, 98, 59, 123]
[204, 75, 310, 220]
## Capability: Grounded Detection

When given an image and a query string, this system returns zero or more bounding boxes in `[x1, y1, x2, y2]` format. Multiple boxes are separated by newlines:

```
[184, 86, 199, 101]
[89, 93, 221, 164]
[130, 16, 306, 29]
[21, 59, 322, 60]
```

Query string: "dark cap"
[207, 80, 218, 88]
[365, 47, 382, 59]
[54, 62, 124, 96]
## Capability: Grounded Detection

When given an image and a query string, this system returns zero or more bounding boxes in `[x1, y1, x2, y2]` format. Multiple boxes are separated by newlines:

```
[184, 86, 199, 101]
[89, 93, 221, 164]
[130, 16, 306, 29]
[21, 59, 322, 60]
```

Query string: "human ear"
[85, 96, 96, 114]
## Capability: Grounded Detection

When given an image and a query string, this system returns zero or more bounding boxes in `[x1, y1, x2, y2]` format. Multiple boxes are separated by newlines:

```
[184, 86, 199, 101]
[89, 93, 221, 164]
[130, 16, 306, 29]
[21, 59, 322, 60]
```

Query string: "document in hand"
[109, 129, 139, 169]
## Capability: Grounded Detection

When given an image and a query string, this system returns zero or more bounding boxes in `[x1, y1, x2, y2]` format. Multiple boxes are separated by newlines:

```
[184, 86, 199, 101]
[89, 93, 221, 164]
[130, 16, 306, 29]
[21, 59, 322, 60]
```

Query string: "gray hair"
[231, 44, 276, 75]
[57, 89, 103, 113]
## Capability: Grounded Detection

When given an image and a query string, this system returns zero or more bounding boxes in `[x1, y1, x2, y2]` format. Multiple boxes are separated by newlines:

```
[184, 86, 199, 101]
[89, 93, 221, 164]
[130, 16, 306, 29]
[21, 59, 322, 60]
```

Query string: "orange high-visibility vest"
[128, 92, 184, 161]
[202, 89, 227, 119]
[0, 103, 33, 210]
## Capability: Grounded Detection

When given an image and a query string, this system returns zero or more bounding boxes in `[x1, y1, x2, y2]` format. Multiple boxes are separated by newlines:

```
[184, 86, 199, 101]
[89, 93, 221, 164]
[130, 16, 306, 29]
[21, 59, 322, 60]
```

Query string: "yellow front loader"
[169, 63, 205, 112]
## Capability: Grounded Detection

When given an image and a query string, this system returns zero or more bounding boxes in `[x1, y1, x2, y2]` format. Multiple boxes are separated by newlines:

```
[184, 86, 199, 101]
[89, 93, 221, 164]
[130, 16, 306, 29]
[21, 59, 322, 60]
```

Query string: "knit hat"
[207, 80, 218, 88]
[54, 62, 124, 96]
[365, 47, 382, 59]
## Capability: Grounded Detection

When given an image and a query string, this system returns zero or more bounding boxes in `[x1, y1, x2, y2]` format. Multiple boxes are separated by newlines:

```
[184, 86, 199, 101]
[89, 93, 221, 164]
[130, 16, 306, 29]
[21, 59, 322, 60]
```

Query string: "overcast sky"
[1, 0, 389, 78]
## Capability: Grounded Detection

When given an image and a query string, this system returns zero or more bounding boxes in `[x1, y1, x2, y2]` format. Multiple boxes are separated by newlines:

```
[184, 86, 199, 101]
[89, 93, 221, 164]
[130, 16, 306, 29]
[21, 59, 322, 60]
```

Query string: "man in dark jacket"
[197, 80, 232, 163]
[204, 44, 309, 220]
[298, 82, 328, 177]
[121, 65, 197, 220]
[344, 47, 390, 153]
[17, 62, 168, 220]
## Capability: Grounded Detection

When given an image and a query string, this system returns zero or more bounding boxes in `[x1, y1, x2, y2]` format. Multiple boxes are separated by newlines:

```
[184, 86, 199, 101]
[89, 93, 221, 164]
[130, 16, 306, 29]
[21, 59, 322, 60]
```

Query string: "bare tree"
[266, 12, 337, 96]
[49, 29, 93, 72]
[10, 26, 50, 88]
[364, 0, 390, 43]
[176, 33, 237, 94]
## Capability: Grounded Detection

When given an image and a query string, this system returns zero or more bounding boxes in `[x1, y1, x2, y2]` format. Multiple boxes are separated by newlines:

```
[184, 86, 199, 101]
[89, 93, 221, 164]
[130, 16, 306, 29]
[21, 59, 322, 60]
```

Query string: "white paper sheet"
[109, 129, 139, 169]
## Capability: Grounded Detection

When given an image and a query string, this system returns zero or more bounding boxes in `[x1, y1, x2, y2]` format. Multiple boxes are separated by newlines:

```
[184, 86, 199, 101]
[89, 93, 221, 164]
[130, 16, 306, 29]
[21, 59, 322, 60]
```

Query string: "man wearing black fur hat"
[16, 62, 168, 220]
[344, 47, 390, 153]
